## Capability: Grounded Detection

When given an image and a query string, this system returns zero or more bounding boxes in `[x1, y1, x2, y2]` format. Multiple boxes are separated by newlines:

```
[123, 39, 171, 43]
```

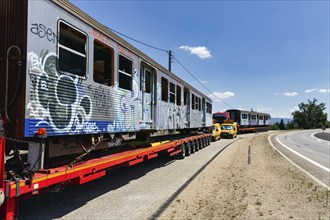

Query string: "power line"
[172, 55, 234, 109]
[105, 26, 168, 53]
[107, 26, 234, 109]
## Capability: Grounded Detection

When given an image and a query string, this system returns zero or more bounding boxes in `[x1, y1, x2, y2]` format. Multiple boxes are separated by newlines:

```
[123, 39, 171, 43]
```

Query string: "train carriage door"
[202, 98, 206, 126]
[140, 64, 155, 128]
[184, 87, 190, 128]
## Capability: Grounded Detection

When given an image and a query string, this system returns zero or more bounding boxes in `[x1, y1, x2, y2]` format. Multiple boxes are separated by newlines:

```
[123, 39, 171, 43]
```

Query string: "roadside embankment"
[159, 132, 330, 219]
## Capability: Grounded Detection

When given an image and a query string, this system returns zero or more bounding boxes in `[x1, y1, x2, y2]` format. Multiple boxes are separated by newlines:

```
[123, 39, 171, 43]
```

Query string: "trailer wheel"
[190, 141, 195, 154]
[178, 144, 186, 159]
[202, 137, 206, 148]
[195, 140, 200, 151]
[185, 142, 191, 156]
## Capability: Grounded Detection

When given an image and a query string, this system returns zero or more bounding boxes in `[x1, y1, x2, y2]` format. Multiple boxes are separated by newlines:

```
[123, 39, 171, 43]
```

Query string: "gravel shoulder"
[158, 132, 330, 220]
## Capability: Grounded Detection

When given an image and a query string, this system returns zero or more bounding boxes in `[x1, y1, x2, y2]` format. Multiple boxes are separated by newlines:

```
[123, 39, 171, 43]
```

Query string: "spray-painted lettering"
[30, 23, 57, 44]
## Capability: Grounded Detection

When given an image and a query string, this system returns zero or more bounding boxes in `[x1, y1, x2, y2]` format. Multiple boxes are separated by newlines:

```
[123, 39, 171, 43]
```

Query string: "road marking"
[268, 134, 330, 190]
[275, 136, 330, 173]
[311, 131, 330, 143]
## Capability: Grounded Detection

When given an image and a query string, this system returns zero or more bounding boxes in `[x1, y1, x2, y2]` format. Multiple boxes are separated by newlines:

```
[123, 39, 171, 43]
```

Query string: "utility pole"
[168, 50, 172, 72]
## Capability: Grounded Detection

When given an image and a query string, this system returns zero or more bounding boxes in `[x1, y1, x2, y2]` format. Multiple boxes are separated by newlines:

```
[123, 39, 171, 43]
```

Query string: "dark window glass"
[58, 22, 86, 77]
[192, 94, 195, 110]
[170, 83, 175, 103]
[145, 70, 151, 93]
[161, 77, 168, 101]
[118, 55, 132, 90]
[176, 85, 181, 106]
[93, 41, 113, 85]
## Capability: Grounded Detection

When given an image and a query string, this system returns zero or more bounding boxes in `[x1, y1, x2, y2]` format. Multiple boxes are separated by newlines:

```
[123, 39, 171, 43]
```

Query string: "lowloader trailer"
[0, 133, 212, 219]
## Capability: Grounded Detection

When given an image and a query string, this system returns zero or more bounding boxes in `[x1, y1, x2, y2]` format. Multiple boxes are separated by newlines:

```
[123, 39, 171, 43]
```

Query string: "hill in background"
[271, 118, 292, 124]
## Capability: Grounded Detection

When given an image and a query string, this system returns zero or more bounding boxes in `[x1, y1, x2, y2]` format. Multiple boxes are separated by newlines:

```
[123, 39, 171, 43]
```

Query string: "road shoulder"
[159, 132, 330, 220]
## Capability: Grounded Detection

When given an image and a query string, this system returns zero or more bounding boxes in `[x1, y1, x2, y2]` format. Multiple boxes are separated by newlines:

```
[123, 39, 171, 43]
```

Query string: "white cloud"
[255, 106, 272, 112]
[274, 92, 298, 97]
[305, 89, 317, 93]
[289, 106, 299, 112]
[318, 89, 330, 93]
[200, 80, 207, 84]
[305, 88, 330, 93]
[210, 91, 235, 101]
[179, 45, 212, 59]
[283, 92, 298, 97]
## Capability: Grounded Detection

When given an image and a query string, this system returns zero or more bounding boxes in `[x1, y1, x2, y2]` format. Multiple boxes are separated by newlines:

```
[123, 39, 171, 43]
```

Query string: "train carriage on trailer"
[0, 1, 214, 218]
[1, 0, 213, 159]
[225, 109, 271, 133]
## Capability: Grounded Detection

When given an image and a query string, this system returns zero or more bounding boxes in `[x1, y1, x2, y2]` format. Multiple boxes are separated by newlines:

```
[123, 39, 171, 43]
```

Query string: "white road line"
[268, 134, 330, 190]
[275, 136, 330, 173]
[311, 132, 330, 143]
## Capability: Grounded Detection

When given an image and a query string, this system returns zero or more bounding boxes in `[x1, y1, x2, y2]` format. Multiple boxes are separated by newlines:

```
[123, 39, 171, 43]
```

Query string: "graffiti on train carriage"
[26, 51, 141, 136]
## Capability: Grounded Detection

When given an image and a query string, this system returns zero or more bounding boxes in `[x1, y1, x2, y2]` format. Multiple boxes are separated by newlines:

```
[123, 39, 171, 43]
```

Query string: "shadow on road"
[18, 156, 175, 220]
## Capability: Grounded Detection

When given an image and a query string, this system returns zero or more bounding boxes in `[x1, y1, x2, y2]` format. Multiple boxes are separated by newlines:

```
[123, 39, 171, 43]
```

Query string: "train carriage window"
[192, 94, 195, 110]
[176, 85, 181, 106]
[206, 102, 212, 113]
[170, 83, 175, 103]
[145, 70, 151, 93]
[259, 115, 264, 120]
[184, 88, 189, 106]
[161, 77, 168, 101]
[58, 22, 87, 77]
[202, 98, 205, 111]
[265, 115, 269, 120]
[93, 41, 113, 85]
[118, 55, 132, 90]
[195, 96, 198, 110]
[198, 98, 201, 111]
[242, 113, 248, 119]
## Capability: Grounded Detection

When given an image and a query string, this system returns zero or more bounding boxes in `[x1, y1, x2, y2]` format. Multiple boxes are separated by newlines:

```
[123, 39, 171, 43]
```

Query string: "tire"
[195, 140, 199, 152]
[185, 142, 191, 156]
[206, 137, 210, 146]
[196, 140, 201, 151]
[178, 144, 185, 159]
[198, 140, 203, 150]
[190, 141, 195, 154]
[202, 137, 206, 147]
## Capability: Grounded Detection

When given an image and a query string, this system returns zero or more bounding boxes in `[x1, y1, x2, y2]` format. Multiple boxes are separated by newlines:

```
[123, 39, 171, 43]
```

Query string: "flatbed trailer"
[0, 133, 211, 219]
[238, 126, 269, 133]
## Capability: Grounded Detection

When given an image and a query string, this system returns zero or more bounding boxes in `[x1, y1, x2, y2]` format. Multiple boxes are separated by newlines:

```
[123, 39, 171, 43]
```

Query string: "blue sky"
[70, 0, 329, 120]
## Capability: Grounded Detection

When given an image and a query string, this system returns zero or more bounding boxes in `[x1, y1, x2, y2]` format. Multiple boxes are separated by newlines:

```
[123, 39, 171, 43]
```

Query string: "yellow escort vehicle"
[211, 123, 221, 141]
[220, 120, 238, 139]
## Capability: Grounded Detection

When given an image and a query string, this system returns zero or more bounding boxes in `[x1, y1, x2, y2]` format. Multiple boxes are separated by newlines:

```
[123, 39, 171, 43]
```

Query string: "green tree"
[291, 98, 327, 129]
[270, 123, 280, 130]
[279, 118, 286, 130]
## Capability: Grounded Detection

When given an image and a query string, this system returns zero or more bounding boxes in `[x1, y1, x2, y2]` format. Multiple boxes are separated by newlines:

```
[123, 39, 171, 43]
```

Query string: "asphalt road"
[18, 136, 239, 219]
[270, 129, 330, 189]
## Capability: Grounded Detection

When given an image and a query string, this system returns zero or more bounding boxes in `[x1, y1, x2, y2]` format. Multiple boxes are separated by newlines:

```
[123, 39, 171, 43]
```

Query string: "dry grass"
[159, 133, 330, 220]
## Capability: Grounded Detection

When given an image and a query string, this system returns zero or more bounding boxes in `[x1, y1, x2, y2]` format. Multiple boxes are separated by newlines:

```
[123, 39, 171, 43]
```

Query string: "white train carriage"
[1, 0, 212, 158]
[226, 109, 271, 128]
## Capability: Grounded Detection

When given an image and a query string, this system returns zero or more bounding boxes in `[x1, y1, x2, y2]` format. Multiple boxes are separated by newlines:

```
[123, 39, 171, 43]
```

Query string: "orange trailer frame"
[0, 133, 211, 219]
